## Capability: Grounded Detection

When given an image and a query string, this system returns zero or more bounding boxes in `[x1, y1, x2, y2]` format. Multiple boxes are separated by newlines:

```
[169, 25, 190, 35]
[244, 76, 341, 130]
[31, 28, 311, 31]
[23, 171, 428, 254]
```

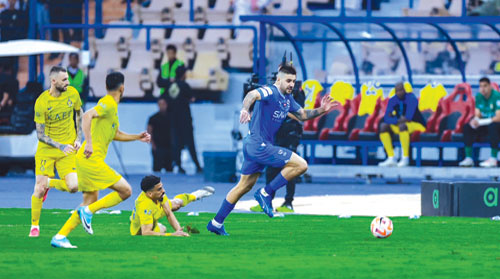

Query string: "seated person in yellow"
[378, 82, 426, 167]
[130, 175, 215, 236]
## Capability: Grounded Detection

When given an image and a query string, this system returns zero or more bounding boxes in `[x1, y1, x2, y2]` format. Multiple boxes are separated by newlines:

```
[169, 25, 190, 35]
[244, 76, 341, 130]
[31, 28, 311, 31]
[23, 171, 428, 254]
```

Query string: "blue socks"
[214, 199, 235, 224]
[264, 173, 288, 197]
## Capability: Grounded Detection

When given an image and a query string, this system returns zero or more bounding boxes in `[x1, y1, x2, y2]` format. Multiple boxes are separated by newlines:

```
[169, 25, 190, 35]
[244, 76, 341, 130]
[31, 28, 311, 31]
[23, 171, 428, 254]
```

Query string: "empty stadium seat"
[410, 83, 448, 141]
[346, 84, 384, 140]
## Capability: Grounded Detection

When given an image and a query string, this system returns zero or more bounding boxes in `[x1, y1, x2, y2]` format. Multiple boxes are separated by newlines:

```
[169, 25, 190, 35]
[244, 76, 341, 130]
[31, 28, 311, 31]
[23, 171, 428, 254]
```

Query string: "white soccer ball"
[370, 216, 393, 238]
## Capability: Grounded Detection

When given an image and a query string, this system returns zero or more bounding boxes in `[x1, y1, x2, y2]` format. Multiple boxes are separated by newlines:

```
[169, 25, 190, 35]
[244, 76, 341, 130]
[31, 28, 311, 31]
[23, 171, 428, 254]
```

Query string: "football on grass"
[370, 216, 393, 238]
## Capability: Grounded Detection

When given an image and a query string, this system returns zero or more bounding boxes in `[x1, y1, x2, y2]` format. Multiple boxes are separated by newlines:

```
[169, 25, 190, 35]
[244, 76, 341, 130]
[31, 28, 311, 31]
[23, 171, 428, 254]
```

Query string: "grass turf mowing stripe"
[0, 208, 499, 279]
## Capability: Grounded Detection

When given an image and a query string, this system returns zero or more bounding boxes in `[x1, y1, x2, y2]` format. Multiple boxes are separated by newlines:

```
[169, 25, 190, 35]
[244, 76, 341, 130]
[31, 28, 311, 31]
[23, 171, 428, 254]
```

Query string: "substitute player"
[51, 72, 151, 248]
[30, 66, 83, 237]
[130, 175, 214, 236]
[207, 65, 336, 235]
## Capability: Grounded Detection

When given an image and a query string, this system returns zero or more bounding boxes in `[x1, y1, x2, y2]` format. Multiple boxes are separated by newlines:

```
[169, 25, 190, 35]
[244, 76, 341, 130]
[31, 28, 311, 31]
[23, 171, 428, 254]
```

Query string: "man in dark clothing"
[147, 98, 173, 172]
[378, 82, 426, 167]
[159, 66, 202, 174]
[251, 82, 306, 212]
[0, 0, 27, 41]
[0, 63, 18, 125]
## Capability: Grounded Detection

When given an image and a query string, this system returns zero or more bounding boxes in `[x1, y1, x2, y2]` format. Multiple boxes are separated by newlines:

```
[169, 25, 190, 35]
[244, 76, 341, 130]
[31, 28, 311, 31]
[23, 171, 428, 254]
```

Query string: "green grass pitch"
[1, 208, 499, 279]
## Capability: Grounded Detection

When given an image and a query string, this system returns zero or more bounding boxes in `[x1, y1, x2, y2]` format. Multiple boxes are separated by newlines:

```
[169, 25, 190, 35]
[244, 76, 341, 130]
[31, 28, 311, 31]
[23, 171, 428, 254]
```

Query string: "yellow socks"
[400, 131, 410, 157]
[49, 179, 70, 192]
[57, 211, 80, 237]
[31, 195, 43, 226]
[88, 192, 123, 213]
[379, 132, 395, 157]
[174, 193, 197, 207]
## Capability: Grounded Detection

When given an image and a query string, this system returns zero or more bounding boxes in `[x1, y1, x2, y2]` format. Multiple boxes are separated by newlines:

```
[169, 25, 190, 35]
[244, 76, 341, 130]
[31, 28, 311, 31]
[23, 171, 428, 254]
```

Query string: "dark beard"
[56, 85, 67, 92]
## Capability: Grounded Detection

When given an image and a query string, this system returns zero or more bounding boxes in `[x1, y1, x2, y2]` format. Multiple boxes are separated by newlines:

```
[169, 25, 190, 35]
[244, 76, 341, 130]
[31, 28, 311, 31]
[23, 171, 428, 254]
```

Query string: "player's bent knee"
[67, 182, 78, 193]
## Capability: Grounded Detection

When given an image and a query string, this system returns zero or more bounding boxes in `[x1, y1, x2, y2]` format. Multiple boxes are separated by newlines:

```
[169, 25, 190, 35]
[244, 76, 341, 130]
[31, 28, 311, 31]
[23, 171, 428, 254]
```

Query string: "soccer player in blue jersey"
[207, 65, 336, 235]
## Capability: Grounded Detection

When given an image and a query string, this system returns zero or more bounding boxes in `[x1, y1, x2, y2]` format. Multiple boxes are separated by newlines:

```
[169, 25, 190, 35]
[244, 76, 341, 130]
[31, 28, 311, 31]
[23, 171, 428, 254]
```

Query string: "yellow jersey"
[130, 192, 171, 235]
[78, 94, 119, 162]
[34, 86, 82, 155]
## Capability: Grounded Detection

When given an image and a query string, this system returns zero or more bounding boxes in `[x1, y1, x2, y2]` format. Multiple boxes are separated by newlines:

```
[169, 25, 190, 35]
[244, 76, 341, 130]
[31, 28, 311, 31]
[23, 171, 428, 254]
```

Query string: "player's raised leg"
[207, 173, 260, 235]
[51, 191, 99, 248]
[171, 186, 215, 210]
[254, 152, 307, 217]
[78, 178, 132, 235]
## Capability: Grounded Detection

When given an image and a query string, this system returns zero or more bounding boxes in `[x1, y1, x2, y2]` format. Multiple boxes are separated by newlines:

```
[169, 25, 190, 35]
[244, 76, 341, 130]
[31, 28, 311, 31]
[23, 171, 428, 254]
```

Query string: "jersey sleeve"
[34, 98, 45, 124]
[256, 86, 273, 101]
[290, 97, 302, 113]
[94, 99, 111, 117]
[72, 88, 82, 111]
[136, 201, 154, 226]
[160, 195, 171, 209]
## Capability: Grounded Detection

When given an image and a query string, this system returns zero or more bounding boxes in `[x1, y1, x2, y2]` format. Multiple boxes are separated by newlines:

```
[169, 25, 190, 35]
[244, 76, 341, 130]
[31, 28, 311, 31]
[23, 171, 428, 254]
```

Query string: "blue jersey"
[248, 85, 301, 144]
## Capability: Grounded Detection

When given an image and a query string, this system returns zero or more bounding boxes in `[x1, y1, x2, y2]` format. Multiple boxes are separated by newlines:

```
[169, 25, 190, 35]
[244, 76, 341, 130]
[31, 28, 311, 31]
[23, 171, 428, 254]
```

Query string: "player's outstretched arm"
[240, 89, 261, 124]
[288, 95, 337, 121]
[114, 130, 151, 142]
[163, 203, 190, 237]
[82, 108, 100, 158]
[36, 123, 75, 155]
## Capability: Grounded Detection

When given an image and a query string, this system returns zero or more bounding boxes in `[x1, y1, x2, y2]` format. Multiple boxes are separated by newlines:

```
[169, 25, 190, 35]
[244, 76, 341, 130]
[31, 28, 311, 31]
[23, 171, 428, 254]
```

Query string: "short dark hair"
[166, 44, 177, 52]
[175, 66, 186, 79]
[141, 175, 161, 192]
[69, 53, 79, 59]
[106, 72, 125, 91]
[480, 77, 491, 84]
[49, 66, 67, 76]
[278, 65, 296, 76]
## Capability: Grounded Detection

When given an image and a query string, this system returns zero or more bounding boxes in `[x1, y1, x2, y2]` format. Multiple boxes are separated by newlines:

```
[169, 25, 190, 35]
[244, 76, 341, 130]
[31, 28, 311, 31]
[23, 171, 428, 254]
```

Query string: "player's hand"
[240, 109, 251, 124]
[470, 118, 479, 129]
[73, 140, 82, 151]
[84, 143, 93, 158]
[60, 144, 75, 155]
[320, 95, 338, 112]
[171, 230, 190, 237]
[138, 131, 151, 143]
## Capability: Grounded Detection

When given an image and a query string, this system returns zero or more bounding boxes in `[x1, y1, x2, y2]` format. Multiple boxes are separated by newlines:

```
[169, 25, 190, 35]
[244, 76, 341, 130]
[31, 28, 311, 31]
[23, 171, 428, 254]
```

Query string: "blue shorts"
[240, 139, 293, 175]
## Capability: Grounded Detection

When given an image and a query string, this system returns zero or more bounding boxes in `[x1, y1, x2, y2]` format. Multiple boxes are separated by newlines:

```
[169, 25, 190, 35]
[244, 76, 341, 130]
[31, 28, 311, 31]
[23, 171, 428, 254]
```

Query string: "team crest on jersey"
[144, 209, 152, 215]
[278, 99, 290, 111]
[67, 98, 73, 107]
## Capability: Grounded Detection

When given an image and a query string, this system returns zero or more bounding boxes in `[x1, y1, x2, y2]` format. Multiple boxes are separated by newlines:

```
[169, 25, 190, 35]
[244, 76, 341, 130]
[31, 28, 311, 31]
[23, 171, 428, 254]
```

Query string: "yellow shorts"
[390, 122, 426, 134]
[35, 151, 76, 179]
[76, 155, 122, 192]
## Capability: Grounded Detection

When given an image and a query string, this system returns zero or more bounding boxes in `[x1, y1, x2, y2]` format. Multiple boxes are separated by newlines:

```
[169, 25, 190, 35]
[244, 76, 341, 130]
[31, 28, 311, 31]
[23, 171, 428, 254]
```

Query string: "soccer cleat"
[459, 157, 474, 167]
[206, 220, 229, 236]
[42, 188, 50, 202]
[480, 158, 497, 168]
[77, 206, 94, 235]
[378, 157, 397, 167]
[250, 204, 263, 212]
[276, 204, 294, 213]
[191, 186, 215, 200]
[29, 226, 40, 237]
[51, 236, 77, 248]
[397, 157, 409, 167]
[254, 188, 274, 218]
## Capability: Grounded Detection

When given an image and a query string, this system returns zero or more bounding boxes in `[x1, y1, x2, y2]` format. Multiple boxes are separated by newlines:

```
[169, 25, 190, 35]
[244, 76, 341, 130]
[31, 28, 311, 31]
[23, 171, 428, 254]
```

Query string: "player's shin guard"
[58, 211, 81, 237]
[263, 173, 288, 197]
[88, 192, 123, 213]
[31, 195, 43, 226]
[400, 131, 410, 157]
[49, 179, 70, 192]
[380, 132, 395, 157]
[214, 199, 235, 224]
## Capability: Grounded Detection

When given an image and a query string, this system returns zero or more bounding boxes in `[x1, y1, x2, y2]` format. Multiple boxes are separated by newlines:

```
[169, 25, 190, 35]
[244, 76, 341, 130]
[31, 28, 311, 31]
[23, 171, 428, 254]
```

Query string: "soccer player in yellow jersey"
[51, 72, 151, 248]
[130, 175, 214, 236]
[30, 66, 83, 237]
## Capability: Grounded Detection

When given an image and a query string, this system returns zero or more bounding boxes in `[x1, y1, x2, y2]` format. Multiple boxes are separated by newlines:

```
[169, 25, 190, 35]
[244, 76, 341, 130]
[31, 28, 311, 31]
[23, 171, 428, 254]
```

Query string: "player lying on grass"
[130, 175, 215, 236]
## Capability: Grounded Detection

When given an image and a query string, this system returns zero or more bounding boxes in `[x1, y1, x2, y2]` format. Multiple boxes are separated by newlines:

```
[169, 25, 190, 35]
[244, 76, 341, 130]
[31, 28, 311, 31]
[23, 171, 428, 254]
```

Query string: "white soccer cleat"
[378, 157, 397, 167]
[397, 157, 409, 167]
[51, 235, 77, 249]
[479, 158, 497, 168]
[458, 157, 474, 167]
[191, 186, 215, 200]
